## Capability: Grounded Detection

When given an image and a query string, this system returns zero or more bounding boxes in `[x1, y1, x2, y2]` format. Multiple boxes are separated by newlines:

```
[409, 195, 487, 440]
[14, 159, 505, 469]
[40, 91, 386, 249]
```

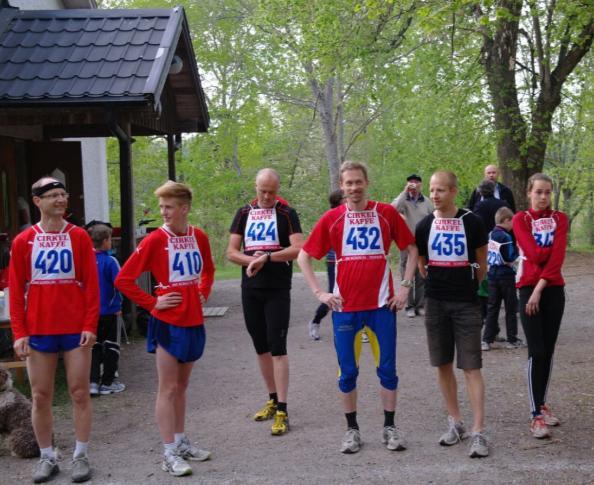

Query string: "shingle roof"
[0, 7, 204, 111]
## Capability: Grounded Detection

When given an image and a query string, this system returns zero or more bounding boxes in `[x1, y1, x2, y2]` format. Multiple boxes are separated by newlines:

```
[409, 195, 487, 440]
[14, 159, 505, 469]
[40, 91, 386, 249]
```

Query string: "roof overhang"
[0, 6, 209, 138]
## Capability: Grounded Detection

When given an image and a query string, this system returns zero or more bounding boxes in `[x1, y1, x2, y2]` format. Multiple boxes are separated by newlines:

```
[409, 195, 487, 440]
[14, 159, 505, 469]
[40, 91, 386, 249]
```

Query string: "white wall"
[11, 0, 63, 8]
[77, 138, 110, 222]
[11, 0, 96, 8]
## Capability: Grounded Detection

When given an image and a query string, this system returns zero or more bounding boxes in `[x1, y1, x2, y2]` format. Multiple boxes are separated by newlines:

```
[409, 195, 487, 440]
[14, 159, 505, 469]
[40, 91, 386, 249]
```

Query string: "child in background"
[481, 207, 524, 350]
[87, 223, 125, 395]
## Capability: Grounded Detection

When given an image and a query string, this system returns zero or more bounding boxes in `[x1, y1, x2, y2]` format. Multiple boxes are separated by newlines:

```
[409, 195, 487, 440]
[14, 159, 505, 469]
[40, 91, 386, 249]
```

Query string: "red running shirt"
[303, 201, 415, 312]
[8, 223, 99, 340]
[512, 208, 568, 288]
[115, 225, 215, 327]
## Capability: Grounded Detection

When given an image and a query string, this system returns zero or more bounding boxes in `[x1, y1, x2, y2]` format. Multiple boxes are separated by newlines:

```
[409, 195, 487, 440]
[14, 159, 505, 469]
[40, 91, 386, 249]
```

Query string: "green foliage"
[104, 0, 592, 259]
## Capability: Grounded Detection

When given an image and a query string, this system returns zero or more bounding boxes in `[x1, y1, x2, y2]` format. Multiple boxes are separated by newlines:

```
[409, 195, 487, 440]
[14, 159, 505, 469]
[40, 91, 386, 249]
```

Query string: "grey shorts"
[424, 297, 482, 370]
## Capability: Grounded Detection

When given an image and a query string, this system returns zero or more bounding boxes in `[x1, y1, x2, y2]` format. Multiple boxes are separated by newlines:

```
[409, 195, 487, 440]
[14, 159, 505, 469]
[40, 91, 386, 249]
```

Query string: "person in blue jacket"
[87, 222, 125, 394]
[481, 207, 525, 350]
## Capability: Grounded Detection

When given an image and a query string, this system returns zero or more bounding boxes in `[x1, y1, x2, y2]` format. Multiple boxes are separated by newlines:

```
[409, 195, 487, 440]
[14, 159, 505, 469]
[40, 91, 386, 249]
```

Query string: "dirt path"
[2, 253, 593, 484]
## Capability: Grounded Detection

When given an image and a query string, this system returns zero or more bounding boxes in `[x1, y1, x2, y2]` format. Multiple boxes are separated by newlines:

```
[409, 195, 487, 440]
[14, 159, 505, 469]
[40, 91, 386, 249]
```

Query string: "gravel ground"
[1, 252, 593, 484]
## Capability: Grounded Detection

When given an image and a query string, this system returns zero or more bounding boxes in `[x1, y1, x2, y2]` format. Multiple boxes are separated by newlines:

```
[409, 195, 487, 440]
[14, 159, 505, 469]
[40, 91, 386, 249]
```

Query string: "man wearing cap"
[467, 165, 516, 213]
[391, 174, 433, 318]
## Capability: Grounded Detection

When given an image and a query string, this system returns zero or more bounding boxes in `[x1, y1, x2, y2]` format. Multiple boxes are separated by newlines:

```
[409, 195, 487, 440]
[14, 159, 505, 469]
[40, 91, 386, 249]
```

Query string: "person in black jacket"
[467, 165, 516, 213]
[473, 181, 509, 233]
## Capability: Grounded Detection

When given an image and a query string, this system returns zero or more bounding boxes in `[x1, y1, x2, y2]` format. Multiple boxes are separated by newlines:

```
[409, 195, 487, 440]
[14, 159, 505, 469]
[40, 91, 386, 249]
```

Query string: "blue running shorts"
[29, 333, 81, 353]
[332, 306, 398, 393]
[147, 316, 205, 363]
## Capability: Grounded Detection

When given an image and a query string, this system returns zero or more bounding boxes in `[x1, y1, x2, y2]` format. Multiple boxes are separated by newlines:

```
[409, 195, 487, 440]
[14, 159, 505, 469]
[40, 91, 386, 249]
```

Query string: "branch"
[544, 0, 556, 63]
[343, 109, 382, 158]
[551, 18, 594, 92]
[528, 0, 548, 87]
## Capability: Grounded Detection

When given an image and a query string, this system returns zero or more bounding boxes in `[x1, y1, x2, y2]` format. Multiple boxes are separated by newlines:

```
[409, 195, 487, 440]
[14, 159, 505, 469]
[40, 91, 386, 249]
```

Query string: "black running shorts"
[241, 287, 290, 356]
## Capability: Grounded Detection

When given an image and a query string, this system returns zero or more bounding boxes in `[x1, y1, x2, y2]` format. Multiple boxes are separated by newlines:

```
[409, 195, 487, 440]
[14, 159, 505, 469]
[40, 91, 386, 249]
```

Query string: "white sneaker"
[340, 428, 362, 454]
[382, 426, 406, 451]
[162, 452, 192, 477]
[468, 432, 489, 458]
[89, 382, 99, 396]
[177, 437, 212, 462]
[99, 381, 126, 394]
[481, 341, 491, 351]
[308, 321, 320, 341]
[439, 416, 468, 446]
[406, 308, 416, 318]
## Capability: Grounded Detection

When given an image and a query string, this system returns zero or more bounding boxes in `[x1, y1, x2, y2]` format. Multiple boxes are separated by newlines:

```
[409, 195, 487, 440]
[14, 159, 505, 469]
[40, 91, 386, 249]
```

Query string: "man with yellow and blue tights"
[299, 161, 418, 454]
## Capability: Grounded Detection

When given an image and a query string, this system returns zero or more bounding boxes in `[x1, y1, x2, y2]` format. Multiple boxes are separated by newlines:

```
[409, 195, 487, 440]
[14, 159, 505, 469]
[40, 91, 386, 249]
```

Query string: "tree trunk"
[309, 75, 341, 191]
[478, 1, 594, 211]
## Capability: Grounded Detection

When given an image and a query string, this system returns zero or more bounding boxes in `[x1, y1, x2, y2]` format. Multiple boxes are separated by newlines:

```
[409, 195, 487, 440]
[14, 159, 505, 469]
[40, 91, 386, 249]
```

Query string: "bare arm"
[297, 249, 343, 311]
[418, 255, 427, 278]
[226, 234, 256, 267]
[389, 243, 418, 311]
[476, 244, 488, 282]
[246, 233, 304, 277]
[525, 277, 548, 316]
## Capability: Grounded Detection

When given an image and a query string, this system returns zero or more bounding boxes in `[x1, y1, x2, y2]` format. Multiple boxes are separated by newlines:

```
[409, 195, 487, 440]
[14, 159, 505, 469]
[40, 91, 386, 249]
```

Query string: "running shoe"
[89, 382, 99, 396]
[271, 411, 289, 435]
[178, 437, 212, 462]
[71, 454, 92, 483]
[481, 341, 491, 351]
[504, 338, 526, 349]
[308, 320, 320, 341]
[99, 381, 126, 394]
[540, 405, 560, 426]
[361, 331, 369, 343]
[33, 457, 59, 483]
[530, 415, 551, 439]
[340, 428, 362, 454]
[162, 452, 193, 477]
[382, 425, 406, 451]
[439, 416, 468, 446]
[406, 308, 416, 318]
[253, 399, 277, 421]
[468, 432, 489, 458]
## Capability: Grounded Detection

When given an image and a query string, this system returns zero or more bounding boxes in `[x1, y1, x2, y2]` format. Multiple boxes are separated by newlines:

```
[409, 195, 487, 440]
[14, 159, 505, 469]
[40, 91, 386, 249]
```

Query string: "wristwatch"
[400, 279, 413, 288]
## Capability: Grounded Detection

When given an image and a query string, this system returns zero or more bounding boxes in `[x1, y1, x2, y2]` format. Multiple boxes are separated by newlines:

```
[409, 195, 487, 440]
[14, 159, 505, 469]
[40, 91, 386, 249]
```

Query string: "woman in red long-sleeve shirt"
[513, 173, 567, 440]
[115, 181, 215, 478]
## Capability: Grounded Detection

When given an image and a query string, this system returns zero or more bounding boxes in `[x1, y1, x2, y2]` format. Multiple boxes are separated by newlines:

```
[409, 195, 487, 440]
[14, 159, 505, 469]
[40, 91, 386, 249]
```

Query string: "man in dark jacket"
[473, 180, 509, 233]
[467, 165, 516, 213]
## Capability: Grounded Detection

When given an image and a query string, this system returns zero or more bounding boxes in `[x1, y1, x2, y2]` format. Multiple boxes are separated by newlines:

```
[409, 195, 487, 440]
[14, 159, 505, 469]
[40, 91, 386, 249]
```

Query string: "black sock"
[269, 393, 278, 405]
[277, 402, 287, 414]
[346, 411, 359, 430]
[384, 410, 395, 427]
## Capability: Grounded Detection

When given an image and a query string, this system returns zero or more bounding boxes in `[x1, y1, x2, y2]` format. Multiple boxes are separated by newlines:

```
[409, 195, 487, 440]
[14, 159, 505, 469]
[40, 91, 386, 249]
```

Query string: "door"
[28, 141, 85, 226]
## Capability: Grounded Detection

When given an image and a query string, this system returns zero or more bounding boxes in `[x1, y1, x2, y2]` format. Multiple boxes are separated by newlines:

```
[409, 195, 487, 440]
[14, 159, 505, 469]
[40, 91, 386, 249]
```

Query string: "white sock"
[164, 442, 177, 456]
[73, 440, 88, 458]
[174, 433, 186, 445]
[40, 447, 55, 460]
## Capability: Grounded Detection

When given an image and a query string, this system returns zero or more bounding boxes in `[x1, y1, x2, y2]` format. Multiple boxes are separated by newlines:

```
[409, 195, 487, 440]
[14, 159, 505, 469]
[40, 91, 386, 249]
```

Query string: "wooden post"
[117, 119, 135, 262]
[167, 133, 176, 181]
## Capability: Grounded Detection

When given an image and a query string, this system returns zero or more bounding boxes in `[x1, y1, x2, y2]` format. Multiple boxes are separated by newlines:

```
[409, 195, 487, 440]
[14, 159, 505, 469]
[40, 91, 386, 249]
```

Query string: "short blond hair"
[431, 170, 458, 188]
[495, 206, 514, 224]
[340, 160, 368, 181]
[154, 180, 192, 205]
